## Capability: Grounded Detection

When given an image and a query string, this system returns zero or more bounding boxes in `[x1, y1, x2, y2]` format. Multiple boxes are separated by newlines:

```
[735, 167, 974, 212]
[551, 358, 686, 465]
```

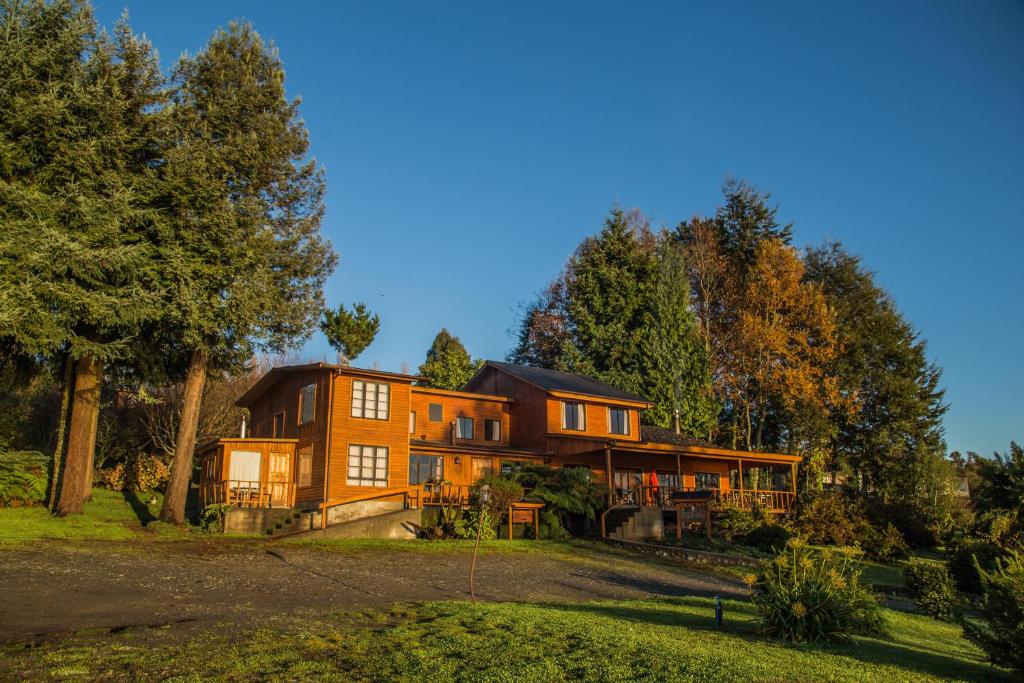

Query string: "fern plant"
[0, 451, 51, 507]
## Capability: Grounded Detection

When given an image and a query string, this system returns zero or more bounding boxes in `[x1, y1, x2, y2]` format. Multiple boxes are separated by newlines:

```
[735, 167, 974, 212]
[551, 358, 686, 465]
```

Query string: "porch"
[197, 438, 300, 509]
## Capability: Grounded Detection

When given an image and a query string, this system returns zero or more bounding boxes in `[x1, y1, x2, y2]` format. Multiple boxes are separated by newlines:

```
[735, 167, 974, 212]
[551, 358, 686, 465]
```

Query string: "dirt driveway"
[0, 539, 744, 641]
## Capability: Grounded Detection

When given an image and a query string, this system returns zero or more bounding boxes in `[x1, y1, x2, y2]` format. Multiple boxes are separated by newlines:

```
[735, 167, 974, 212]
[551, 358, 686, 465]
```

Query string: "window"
[471, 457, 493, 481]
[408, 454, 443, 484]
[347, 445, 389, 487]
[428, 403, 443, 422]
[409, 411, 416, 434]
[229, 450, 261, 488]
[351, 380, 390, 420]
[695, 472, 720, 490]
[501, 459, 526, 476]
[272, 412, 285, 438]
[456, 417, 474, 439]
[297, 445, 313, 487]
[298, 384, 316, 425]
[562, 401, 585, 430]
[484, 419, 501, 441]
[608, 407, 630, 435]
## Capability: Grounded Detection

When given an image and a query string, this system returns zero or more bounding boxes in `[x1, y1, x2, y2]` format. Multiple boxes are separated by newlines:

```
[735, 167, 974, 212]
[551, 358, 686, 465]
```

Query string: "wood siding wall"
[246, 369, 330, 504]
[544, 396, 641, 442]
[467, 367, 549, 450]
[409, 389, 511, 447]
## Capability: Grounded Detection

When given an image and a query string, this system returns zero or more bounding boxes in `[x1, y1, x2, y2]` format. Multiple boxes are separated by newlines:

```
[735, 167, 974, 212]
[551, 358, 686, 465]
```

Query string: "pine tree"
[157, 22, 336, 524]
[418, 329, 481, 390]
[0, 1, 166, 514]
[716, 178, 793, 271]
[321, 303, 380, 364]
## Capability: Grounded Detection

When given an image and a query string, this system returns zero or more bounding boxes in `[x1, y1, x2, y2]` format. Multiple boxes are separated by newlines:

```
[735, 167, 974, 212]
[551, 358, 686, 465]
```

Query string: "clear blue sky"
[94, 1, 1023, 457]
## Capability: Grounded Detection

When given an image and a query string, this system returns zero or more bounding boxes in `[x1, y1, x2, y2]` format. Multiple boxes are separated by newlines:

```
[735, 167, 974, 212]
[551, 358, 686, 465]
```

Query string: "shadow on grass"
[541, 600, 1012, 682]
[122, 491, 157, 526]
[562, 569, 746, 600]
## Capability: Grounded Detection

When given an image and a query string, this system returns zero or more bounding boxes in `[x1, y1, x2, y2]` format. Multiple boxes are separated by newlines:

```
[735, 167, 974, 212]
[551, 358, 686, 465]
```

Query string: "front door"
[268, 451, 291, 506]
[613, 469, 644, 505]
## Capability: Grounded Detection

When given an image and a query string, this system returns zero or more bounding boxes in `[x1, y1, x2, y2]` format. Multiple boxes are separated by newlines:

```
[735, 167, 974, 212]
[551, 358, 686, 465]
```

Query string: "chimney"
[240, 415, 247, 439]
[673, 409, 681, 435]
[449, 421, 456, 446]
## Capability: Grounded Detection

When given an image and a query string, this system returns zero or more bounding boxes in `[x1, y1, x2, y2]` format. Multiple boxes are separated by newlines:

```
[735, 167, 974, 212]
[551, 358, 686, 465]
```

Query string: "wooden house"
[197, 360, 801, 532]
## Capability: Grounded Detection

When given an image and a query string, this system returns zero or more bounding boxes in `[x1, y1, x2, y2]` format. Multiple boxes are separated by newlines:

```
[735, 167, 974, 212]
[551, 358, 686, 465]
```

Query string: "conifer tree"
[321, 303, 380, 364]
[157, 23, 336, 524]
[418, 329, 481, 390]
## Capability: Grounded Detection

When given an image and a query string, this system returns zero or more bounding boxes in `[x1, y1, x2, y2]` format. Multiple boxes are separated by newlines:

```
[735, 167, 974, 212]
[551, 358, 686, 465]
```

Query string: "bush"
[99, 454, 169, 493]
[0, 451, 50, 507]
[903, 560, 957, 620]
[959, 548, 1024, 674]
[447, 509, 497, 541]
[717, 501, 771, 542]
[748, 538, 884, 643]
[795, 490, 868, 546]
[198, 503, 230, 533]
[513, 465, 604, 536]
[949, 540, 1008, 594]
[743, 522, 793, 554]
[860, 523, 911, 563]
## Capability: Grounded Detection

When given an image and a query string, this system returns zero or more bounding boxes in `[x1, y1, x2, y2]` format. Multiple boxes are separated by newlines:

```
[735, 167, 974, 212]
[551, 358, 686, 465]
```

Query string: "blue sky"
[94, 1, 1023, 457]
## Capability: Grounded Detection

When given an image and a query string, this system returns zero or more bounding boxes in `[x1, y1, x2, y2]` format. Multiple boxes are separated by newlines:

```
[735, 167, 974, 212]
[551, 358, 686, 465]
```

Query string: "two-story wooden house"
[197, 360, 801, 531]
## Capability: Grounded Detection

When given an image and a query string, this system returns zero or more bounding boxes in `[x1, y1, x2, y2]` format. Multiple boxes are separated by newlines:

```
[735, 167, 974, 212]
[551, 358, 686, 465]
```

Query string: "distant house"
[197, 360, 800, 533]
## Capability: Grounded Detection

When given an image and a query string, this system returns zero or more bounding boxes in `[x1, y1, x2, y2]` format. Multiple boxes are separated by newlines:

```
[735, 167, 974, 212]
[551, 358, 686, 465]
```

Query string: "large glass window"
[562, 402, 585, 430]
[694, 472, 721, 490]
[347, 445, 389, 487]
[351, 380, 390, 420]
[471, 457, 493, 481]
[298, 384, 316, 425]
[608, 407, 630, 435]
[409, 454, 443, 484]
[456, 416, 474, 439]
[484, 419, 501, 441]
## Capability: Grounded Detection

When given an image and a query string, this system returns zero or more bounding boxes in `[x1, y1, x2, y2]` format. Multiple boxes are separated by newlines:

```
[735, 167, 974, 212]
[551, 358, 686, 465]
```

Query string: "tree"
[715, 178, 793, 271]
[418, 329, 482, 390]
[321, 303, 380, 365]
[0, 1, 166, 515]
[157, 22, 336, 524]
[643, 238, 717, 435]
[972, 443, 1024, 524]
[507, 278, 574, 370]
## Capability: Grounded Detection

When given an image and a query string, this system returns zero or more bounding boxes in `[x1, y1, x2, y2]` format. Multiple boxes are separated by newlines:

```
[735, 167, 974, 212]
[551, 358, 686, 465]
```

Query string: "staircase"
[604, 506, 664, 541]
[263, 509, 315, 537]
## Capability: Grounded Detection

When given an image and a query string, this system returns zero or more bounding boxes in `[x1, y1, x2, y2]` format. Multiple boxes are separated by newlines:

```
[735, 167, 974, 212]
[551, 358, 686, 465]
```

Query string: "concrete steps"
[606, 506, 664, 541]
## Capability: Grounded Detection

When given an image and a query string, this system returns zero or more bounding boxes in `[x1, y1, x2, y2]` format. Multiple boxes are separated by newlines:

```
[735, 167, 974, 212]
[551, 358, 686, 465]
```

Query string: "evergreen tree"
[715, 178, 793, 271]
[643, 238, 717, 435]
[321, 303, 379, 364]
[418, 329, 482, 390]
[157, 22, 336, 524]
[0, 1, 166, 514]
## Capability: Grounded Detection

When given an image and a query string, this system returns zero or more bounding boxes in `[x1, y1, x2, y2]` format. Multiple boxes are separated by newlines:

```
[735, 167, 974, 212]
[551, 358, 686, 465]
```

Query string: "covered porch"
[197, 438, 300, 509]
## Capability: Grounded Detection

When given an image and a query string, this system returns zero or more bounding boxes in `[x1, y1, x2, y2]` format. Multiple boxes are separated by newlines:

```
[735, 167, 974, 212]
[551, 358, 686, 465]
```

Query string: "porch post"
[675, 452, 682, 489]
[738, 458, 745, 507]
[605, 446, 614, 507]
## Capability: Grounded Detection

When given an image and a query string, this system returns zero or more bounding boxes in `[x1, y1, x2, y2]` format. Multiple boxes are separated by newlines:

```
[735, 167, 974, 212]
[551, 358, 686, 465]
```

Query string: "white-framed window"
[456, 416, 474, 439]
[351, 380, 390, 420]
[562, 401, 585, 430]
[347, 445, 389, 487]
[608, 407, 630, 435]
[298, 384, 316, 425]
[484, 419, 501, 441]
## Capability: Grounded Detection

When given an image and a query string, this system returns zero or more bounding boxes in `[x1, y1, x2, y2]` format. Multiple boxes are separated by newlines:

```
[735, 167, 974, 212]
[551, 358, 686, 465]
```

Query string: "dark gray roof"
[640, 425, 715, 448]
[480, 361, 649, 403]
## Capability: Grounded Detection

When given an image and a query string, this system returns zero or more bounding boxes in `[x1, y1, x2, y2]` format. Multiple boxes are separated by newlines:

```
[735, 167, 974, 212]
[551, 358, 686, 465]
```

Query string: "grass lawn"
[2, 596, 1010, 682]
[0, 488, 190, 546]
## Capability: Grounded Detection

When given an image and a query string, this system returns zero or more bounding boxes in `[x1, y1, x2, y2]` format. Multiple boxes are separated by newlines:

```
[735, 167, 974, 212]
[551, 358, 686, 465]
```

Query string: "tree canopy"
[321, 303, 380, 365]
[418, 329, 482, 390]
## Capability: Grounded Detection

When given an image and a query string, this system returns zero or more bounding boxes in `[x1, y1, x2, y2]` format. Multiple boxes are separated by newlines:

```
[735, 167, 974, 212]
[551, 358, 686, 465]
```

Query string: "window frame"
[408, 454, 444, 485]
[456, 416, 474, 440]
[561, 401, 586, 431]
[272, 412, 286, 438]
[607, 407, 630, 435]
[694, 471, 721, 491]
[484, 418, 501, 442]
[346, 444, 389, 487]
[428, 403, 443, 422]
[297, 444, 313, 488]
[298, 384, 316, 425]
[350, 380, 391, 421]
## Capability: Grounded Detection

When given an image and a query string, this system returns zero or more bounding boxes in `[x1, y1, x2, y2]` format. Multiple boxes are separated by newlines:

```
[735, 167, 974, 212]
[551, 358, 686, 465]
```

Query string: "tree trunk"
[81, 379, 101, 503]
[160, 348, 209, 525]
[55, 354, 103, 516]
[48, 355, 75, 511]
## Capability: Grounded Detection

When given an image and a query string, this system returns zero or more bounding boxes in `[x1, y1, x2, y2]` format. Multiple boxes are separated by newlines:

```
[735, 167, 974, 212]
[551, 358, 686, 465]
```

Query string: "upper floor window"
[409, 411, 416, 434]
[608, 407, 630, 435]
[456, 416, 474, 439]
[272, 412, 285, 438]
[298, 384, 316, 425]
[562, 401, 585, 431]
[428, 403, 443, 422]
[351, 380, 390, 420]
[484, 419, 501, 441]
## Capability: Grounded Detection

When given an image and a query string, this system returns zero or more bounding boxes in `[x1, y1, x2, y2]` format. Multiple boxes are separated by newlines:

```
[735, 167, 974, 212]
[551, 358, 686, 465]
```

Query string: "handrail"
[318, 485, 422, 521]
[600, 483, 645, 538]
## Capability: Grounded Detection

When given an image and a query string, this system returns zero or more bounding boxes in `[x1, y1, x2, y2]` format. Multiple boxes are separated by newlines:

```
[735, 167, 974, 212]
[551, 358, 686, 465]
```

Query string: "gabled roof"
[470, 361, 650, 405]
[236, 362, 421, 407]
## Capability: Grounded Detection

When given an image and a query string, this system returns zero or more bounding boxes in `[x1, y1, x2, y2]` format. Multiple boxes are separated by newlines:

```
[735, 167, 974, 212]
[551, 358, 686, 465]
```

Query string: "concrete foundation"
[303, 508, 420, 540]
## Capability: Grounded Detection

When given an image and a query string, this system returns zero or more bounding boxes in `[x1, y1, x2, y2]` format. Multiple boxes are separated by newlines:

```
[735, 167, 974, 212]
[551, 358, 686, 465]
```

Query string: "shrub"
[99, 454, 169, 492]
[471, 475, 524, 528]
[0, 451, 50, 507]
[743, 522, 793, 553]
[748, 538, 884, 643]
[448, 509, 497, 541]
[717, 501, 769, 542]
[959, 548, 1024, 674]
[949, 540, 1008, 594]
[198, 503, 230, 533]
[795, 490, 868, 546]
[903, 560, 957, 620]
[513, 465, 604, 537]
[860, 522, 911, 563]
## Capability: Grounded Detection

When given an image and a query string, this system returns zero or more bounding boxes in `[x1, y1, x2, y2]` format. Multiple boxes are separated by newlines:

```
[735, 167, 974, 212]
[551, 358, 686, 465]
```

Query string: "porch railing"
[420, 482, 471, 508]
[199, 480, 296, 509]
[609, 485, 794, 513]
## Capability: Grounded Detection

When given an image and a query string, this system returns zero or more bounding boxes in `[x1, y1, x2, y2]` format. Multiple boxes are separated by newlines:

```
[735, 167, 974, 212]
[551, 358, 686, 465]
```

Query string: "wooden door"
[268, 451, 292, 506]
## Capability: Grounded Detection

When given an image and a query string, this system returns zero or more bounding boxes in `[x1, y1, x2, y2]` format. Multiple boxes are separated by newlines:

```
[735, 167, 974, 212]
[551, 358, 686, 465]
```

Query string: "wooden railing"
[199, 480, 296, 509]
[420, 482, 471, 508]
[604, 485, 795, 513]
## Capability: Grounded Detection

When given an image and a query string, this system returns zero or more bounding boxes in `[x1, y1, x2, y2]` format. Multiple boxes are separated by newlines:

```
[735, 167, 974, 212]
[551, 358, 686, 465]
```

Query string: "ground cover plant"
[903, 559, 957, 620]
[0, 450, 50, 506]
[0, 597, 1010, 682]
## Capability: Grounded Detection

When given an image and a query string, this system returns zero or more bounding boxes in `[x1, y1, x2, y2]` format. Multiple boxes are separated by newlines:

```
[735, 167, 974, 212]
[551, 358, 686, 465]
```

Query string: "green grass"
[1, 597, 1010, 682]
[0, 488, 190, 546]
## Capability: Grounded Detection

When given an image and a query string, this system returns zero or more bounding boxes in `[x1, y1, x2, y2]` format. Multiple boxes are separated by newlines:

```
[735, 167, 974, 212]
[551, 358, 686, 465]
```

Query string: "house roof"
[640, 425, 715, 449]
[236, 362, 421, 407]
[472, 361, 650, 404]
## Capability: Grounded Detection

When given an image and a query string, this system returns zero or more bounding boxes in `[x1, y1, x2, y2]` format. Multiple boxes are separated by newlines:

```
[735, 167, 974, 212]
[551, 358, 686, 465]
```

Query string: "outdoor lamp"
[479, 484, 491, 506]
[469, 483, 491, 603]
